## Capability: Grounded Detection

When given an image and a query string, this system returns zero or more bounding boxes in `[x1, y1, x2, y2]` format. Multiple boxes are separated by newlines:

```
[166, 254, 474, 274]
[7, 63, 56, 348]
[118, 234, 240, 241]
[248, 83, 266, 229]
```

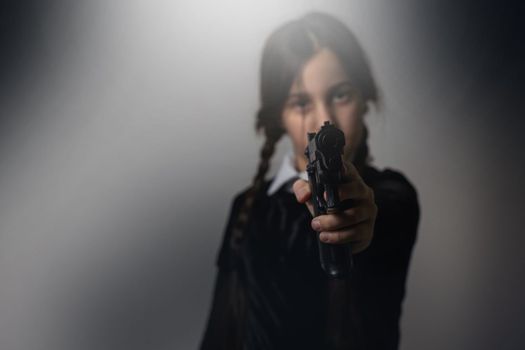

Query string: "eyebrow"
[286, 92, 308, 100]
[287, 81, 353, 99]
[327, 81, 353, 94]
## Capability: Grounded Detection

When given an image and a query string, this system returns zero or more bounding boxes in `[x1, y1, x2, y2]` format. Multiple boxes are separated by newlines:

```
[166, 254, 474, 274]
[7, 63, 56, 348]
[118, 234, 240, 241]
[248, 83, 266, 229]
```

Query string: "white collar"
[267, 151, 309, 196]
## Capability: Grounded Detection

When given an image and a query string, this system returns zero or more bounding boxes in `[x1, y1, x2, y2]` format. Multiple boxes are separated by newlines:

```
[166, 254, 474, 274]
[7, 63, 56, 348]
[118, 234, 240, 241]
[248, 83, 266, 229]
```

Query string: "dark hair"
[230, 11, 379, 254]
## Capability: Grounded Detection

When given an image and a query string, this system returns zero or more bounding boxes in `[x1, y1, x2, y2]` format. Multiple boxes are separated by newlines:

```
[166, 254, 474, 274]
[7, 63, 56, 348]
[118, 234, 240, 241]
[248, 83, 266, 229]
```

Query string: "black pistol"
[304, 121, 353, 279]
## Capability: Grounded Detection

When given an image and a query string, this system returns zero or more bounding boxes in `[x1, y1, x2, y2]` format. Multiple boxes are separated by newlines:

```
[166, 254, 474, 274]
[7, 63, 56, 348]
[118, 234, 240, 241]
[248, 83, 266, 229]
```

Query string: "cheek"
[282, 112, 307, 152]
[334, 104, 362, 146]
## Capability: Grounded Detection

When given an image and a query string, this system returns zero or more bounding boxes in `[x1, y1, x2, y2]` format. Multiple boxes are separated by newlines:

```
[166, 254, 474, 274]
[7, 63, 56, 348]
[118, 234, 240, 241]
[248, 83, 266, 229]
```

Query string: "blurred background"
[0, 0, 523, 349]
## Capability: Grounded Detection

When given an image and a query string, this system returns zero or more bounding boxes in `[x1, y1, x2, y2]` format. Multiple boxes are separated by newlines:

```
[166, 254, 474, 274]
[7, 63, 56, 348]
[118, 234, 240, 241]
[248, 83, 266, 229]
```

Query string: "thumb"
[292, 179, 311, 203]
[292, 179, 315, 216]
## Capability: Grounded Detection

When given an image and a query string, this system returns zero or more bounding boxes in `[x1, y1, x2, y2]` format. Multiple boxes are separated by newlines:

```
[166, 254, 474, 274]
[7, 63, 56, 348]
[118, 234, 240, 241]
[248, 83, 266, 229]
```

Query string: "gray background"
[1, 1, 523, 349]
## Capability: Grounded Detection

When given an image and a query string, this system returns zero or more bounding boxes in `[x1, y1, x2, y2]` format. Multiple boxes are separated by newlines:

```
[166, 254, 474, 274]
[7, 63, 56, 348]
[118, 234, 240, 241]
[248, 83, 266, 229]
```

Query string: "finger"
[341, 160, 362, 183]
[311, 206, 370, 232]
[318, 224, 368, 244]
[327, 160, 373, 203]
[293, 179, 311, 203]
[293, 179, 315, 216]
[304, 199, 314, 217]
[336, 180, 371, 201]
[350, 239, 371, 254]
[314, 206, 372, 232]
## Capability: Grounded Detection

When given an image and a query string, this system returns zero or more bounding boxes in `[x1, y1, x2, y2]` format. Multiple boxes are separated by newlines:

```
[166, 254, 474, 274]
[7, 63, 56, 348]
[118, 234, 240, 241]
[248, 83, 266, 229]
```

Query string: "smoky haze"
[0, 1, 523, 350]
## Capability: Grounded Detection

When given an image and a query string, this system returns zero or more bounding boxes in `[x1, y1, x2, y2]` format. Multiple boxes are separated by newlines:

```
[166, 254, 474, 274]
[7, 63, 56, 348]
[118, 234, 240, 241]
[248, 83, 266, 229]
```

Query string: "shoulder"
[361, 166, 421, 254]
[362, 165, 419, 206]
[230, 180, 273, 209]
[216, 181, 272, 269]
[362, 165, 420, 233]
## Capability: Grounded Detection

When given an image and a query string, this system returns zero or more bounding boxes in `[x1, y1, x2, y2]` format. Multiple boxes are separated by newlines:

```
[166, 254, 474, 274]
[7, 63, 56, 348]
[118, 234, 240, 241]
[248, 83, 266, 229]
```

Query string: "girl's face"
[281, 48, 365, 172]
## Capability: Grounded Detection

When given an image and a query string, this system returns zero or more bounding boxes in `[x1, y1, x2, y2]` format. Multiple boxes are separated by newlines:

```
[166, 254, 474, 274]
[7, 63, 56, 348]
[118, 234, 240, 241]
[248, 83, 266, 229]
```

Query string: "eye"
[288, 97, 311, 113]
[331, 89, 353, 104]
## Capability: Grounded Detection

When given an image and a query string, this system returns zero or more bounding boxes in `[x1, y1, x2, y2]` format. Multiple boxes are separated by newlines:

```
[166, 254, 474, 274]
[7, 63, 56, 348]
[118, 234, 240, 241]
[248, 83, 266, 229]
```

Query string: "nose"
[312, 102, 334, 130]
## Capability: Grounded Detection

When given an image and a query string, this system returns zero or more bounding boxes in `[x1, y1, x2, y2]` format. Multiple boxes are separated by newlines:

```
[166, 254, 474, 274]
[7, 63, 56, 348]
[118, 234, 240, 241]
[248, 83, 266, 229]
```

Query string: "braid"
[353, 123, 372, 174]
[230, 125, 282, 253]
[224, 113, 282, 348]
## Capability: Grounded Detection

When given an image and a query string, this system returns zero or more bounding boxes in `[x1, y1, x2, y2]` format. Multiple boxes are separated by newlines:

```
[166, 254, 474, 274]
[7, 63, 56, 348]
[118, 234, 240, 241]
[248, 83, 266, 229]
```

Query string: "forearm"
[324, 277, 365, 350]
[199, 268, 245, 350]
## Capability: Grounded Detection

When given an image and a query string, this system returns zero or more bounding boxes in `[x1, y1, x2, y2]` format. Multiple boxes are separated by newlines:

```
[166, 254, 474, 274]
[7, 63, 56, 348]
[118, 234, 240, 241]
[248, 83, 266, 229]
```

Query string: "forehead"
[290, 48, 348, 94]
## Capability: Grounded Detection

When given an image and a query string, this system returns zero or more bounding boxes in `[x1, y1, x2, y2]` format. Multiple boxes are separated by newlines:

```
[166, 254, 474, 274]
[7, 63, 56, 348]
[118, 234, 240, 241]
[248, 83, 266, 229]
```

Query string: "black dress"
[199, 165, 420, 350]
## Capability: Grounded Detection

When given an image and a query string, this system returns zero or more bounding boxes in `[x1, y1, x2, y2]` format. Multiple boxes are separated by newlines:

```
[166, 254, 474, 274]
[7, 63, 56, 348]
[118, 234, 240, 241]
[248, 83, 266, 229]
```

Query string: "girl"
[200, 12, 420, 350]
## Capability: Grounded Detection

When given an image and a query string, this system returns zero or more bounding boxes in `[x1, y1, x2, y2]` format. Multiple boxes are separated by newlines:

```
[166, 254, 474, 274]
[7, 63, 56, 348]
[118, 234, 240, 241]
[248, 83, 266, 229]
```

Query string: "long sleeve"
[200, 168, 419, 350]
[199, 267, 245, 350]
[323, 170, 420, 350]
[324, 277, 365, 349]
[199, 191, 248, 350]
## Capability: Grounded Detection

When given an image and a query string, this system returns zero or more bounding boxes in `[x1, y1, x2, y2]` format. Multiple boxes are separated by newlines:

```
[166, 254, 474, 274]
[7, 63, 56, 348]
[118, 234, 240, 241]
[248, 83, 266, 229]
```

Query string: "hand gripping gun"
[305, 121, 354, 279]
